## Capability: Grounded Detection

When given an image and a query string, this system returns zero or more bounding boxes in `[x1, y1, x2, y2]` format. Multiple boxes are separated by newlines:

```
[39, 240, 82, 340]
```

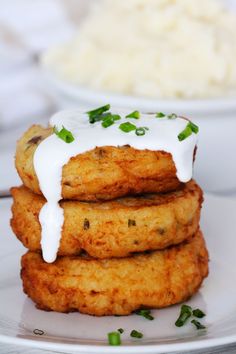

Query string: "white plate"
[0, 194, 236, 353]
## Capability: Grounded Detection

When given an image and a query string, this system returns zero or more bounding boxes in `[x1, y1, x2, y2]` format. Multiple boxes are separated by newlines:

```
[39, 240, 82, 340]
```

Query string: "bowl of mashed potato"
[41, 0, 236, 194]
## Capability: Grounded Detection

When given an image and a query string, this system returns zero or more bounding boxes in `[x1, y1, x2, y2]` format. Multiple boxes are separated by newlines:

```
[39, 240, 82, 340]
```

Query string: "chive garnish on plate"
[126, 110, 140, 119]
[33, 329, 45, 335]
[130, 330, 143, 338]
[175, 305, 206, 329]
[108, 331, 121, 346]
[175, 304, 192, 327]
[191, 319, 206, 330]
[54, 126, 74, 143]
[192, 309, 206, 318]
[118, 328, 124, 334]
[135, 309, 154, 320]
[156, 112, 166, 118]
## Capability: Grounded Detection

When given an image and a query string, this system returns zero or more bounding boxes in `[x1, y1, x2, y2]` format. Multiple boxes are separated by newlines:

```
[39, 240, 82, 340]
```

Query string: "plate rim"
[1, 331, 236, 353]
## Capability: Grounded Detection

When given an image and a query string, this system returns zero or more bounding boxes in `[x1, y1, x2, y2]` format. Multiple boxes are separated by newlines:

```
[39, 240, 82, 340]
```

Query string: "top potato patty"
[15, 125, 185, 201]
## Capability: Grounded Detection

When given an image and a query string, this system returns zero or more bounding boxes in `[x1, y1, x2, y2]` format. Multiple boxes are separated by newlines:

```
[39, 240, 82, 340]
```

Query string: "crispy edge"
[21, 230, 209, 316]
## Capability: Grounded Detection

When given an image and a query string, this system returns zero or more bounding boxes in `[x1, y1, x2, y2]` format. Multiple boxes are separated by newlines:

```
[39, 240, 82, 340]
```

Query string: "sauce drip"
[34, 110, 198, 263]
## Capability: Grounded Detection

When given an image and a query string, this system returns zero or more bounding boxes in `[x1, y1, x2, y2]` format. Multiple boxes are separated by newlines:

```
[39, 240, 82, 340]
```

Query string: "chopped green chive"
[112, 114, 121, 121]
[117, 328, 124, 334]
[119, 122, 137, 133]
[191, 319, 206, 330]
[178, 125, 193, 142]
[102, 117, 114, 128]
[88, 114, 104, 124]
[108, 331, 121, 346]
[135, 127, 146, 136]
[168, 113, 177, 119]
[188, 121, 199, 134]
[126, 110, 140, 119]
[175, 304, 192, 327]
[193, 309, 206, 318]
[130, 330, 143, 339]
[156, 112, 166, 118]
[54, 126, 74, 143]
[181, 304, 192, 312]
[87, 104, 110, 123]
[178, 121, 199, 141]
[156, 112, 177, 119]
[101, 113, 121, 128]
[135, 309, 154, 321]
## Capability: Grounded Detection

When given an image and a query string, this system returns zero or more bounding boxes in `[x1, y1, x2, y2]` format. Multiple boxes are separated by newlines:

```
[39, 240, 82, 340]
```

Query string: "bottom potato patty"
[21, 230, 209, 316]
[11, 180, 202, 258]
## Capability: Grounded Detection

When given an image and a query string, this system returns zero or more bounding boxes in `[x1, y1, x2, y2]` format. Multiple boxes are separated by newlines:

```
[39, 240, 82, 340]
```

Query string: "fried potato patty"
[21, 230, 209, 316]
[15, 125, 184, 201]
[11, 180, 202, 258]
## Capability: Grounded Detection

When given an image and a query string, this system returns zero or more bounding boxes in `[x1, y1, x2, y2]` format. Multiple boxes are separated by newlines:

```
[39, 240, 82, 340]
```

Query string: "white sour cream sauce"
[33, 110, 198, 263]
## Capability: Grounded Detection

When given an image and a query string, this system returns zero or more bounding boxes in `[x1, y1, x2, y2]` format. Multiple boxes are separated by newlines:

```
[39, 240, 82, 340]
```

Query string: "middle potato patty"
[11, 180, 203, 259]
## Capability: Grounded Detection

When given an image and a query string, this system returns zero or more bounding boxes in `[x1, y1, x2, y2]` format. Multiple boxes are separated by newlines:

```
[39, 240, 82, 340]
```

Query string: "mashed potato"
[43, 0, 236, 99]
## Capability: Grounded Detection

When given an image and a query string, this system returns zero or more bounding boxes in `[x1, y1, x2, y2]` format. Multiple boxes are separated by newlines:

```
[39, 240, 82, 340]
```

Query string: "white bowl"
[43, 70, 236, 115]
[40, 69, 236, 195]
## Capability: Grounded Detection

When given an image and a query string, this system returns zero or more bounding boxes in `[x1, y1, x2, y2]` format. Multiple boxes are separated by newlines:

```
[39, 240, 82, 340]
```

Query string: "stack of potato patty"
[11, 125, 209, 316]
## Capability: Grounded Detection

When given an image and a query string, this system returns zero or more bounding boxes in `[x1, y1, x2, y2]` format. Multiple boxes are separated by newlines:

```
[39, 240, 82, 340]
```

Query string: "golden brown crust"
[21, 230, 209, 316]
[15, 125, 183, 201]
[11, 180, 203, 258]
